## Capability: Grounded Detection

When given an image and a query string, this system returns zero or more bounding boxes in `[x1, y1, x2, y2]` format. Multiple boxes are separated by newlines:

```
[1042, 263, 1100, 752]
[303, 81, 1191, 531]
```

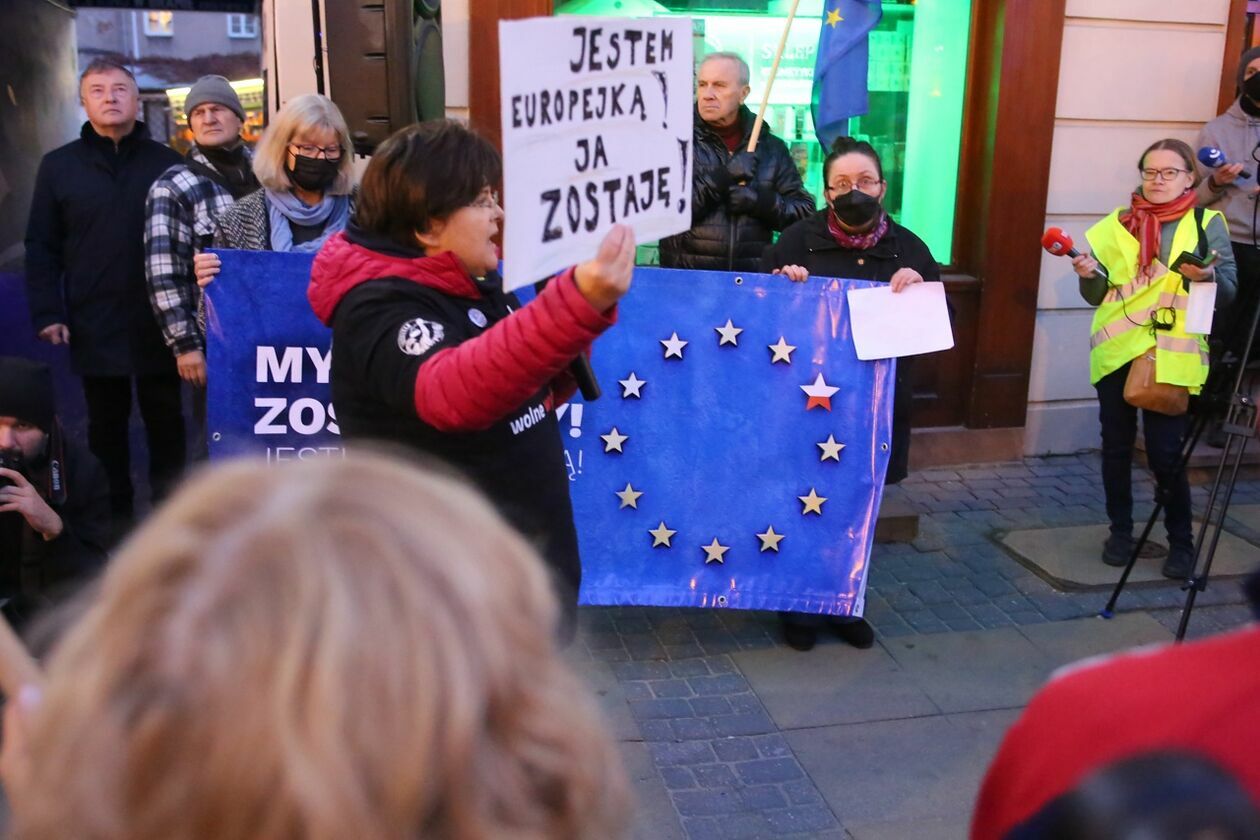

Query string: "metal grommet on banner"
[734, 276, 743, 285]
[212, 432, 221, 442]
[717, 595, 728, 607]
[880, 443, 889, 451]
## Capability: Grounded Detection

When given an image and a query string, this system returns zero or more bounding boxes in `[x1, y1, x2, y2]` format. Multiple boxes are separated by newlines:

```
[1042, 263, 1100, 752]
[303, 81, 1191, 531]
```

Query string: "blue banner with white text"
[206, 251, 893, 615]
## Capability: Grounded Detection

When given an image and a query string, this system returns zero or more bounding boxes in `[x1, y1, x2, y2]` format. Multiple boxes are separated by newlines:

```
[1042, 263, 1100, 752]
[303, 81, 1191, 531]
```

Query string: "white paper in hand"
[1184, 282, 1217, 335]
[846, 282, 954, 360]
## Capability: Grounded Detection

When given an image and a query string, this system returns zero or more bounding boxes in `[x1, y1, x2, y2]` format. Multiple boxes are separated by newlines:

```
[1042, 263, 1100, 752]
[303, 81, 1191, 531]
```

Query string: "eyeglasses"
[828, 178, 882, 194]
[469, 191, 501, 210]
[289, 143, 343, 161]
[1140, 168, 1190, 182]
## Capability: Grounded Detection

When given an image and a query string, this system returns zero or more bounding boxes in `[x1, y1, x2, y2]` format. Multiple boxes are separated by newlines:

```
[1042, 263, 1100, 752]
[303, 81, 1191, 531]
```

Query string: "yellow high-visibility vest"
[1084, 208, 1216, 392]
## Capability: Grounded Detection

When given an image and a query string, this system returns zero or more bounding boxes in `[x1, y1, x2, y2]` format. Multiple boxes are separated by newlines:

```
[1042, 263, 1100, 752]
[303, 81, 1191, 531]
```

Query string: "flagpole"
[747, 0, 802, 155]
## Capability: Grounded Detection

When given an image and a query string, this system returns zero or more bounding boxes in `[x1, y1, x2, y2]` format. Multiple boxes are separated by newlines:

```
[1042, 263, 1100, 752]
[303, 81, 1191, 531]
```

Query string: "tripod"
[1100, 291, 1260, 640]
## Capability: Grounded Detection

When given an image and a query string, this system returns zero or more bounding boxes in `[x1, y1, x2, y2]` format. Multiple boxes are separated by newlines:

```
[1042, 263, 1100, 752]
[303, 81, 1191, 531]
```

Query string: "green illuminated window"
[555, 0, 971, 264]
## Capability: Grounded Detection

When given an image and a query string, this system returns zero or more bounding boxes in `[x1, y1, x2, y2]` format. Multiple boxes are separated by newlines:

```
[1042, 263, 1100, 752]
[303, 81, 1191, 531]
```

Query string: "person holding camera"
[0, 357, 110, 627]
[658, 52, 815, 271]
[1072, 139, 1236, 578]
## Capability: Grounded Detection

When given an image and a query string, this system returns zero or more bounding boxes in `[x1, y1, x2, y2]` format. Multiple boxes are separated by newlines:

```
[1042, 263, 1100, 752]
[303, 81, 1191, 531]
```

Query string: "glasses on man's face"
[289, 143, 343, 161]
[1140, 168, 1189, 182]
[469, 191, 501, 210]
[828, 178, 882, 195]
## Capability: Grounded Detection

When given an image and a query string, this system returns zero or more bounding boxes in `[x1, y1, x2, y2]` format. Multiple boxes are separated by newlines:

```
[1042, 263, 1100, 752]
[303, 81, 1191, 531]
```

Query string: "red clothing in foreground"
[971, 624, 1260, 840]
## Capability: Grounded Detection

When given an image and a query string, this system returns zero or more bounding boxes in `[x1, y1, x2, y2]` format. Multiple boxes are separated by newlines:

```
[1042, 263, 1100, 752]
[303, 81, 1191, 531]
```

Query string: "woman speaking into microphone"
[1071, 138, 1236, 578]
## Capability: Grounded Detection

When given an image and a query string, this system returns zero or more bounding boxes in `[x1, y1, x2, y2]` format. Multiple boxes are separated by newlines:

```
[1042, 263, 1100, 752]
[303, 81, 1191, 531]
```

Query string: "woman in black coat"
[763, 136, 941, 651]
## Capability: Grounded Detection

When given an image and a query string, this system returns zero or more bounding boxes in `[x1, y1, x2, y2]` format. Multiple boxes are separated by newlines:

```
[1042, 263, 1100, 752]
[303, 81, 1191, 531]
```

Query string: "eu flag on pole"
[811, 0, 884, 150]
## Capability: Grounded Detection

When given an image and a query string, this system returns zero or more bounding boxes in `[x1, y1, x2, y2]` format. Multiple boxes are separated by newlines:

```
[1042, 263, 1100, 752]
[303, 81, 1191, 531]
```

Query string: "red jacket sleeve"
[414, 268, 616, 431]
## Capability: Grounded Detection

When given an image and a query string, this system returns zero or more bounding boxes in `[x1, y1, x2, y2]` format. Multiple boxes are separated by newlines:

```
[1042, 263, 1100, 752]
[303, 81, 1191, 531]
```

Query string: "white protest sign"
[499, 17, 693, 291]
[846, 282, 955, 361]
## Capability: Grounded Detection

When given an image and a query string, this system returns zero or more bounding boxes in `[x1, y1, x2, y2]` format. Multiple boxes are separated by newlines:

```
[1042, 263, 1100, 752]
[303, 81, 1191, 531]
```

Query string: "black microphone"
[532, 278, 601, 401]
[1198, 146, 1253, 180]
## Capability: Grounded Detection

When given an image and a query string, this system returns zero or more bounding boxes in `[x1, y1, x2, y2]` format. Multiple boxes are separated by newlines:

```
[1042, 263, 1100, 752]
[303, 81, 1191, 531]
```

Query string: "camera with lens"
[0, 450, 24, 489]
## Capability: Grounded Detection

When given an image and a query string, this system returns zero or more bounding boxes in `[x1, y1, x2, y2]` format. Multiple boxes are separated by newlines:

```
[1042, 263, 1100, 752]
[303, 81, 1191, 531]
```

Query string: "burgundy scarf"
[827, 209, 890, 250]
[1118, 188, 1196, 279]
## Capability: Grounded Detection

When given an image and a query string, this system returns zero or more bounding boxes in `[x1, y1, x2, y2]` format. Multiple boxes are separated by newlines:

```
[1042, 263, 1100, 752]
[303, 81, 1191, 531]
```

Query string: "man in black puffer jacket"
[659, 52, 816, 272]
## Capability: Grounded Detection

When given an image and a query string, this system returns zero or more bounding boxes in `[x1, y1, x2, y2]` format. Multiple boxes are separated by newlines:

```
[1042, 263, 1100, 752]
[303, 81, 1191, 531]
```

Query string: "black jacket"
[659, 106, 816, 272]
[763, 211, 942, 484]
[25, 122, 181, 376]
[0, 436, 111, 627]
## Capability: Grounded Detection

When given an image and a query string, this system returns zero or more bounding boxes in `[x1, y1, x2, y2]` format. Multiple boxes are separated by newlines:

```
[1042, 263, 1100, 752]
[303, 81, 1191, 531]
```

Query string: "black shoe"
[1102, 534, 1135, 567]
[832, 617, 875, 649]
[782, 621, 818, 652]
[1162, 544, 1195, 580]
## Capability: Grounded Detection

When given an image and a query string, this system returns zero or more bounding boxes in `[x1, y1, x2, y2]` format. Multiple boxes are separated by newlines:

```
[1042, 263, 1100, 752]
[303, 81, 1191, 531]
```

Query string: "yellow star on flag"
[615, 482, 643, 509]
[756, 526, 785, 552]
[817, 434, 846, 462]
[649, 521, 676, 548]
[702, 538, 730, 564]
[798, 488, 827, 515]
[826, 7, 843, 27]
[600, 427, 628, 453]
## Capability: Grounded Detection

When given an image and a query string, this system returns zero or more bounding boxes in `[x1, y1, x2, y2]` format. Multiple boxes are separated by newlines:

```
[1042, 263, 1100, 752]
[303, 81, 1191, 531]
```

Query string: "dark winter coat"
[25, 122, 181, 376]
[763, 211, 942, 484]
[0, 435, 111, 628]
[659, 105, 816, 272]
[308, 226, 615, 627]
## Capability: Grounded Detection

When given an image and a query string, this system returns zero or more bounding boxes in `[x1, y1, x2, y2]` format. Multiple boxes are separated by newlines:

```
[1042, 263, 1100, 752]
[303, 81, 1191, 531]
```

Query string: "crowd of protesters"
[3, 47, 1260, 840]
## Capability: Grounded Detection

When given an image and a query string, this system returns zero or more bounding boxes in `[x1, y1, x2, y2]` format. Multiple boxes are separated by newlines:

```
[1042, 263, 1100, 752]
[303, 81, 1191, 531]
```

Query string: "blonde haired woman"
[1, 453, 629, 840]
[195, 94, 355, 283]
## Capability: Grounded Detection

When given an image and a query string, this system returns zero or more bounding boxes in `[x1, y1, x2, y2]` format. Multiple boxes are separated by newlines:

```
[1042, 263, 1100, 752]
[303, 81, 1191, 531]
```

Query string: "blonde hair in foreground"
[10, 453, 629, 840]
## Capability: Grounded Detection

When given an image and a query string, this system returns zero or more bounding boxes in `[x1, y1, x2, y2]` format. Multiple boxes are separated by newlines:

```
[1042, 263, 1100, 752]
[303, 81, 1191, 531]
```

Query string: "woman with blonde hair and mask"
[0, 452, 629, 840]
[194, 93, 356, 284]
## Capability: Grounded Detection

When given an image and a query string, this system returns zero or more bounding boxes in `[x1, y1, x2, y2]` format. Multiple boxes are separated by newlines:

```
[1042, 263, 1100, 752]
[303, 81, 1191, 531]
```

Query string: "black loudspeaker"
[325, 0, 446, 155]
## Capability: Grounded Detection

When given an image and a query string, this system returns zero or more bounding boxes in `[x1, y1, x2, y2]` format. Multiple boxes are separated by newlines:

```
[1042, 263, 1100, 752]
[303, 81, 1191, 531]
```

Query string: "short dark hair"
[823, 136, 883, 184]
[79, 58, 137, 87]
[354, 121, 502, 251]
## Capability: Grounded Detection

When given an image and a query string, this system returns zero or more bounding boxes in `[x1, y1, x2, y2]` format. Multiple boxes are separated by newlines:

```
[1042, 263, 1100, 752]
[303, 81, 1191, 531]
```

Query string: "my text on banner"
[499, 17, 694, 290]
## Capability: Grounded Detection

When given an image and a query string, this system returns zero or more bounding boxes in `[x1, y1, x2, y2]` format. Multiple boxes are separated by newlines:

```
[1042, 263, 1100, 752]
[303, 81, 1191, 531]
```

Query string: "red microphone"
[1042, 227, 1108, 279]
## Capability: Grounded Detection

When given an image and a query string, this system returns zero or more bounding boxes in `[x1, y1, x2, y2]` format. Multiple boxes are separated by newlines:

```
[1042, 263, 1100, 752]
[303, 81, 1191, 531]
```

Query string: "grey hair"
[700, 51, 750, 87]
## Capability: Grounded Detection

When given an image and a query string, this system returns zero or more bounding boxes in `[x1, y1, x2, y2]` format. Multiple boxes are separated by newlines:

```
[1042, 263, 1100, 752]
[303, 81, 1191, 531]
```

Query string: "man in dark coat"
[659, 52, 815, 272]
[25, 59, 186, 530]
[0, 357, 110, 629]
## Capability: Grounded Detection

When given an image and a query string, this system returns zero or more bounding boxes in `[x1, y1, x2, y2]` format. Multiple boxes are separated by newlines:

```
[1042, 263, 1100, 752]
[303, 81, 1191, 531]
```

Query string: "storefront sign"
[498, 16, 693, 290]
[205, 250, 893, 616]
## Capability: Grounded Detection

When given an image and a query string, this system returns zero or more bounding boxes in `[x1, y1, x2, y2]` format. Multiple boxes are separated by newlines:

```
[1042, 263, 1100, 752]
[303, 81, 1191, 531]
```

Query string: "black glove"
[727, 151, 758, 185]
[728, 183, 775, 218]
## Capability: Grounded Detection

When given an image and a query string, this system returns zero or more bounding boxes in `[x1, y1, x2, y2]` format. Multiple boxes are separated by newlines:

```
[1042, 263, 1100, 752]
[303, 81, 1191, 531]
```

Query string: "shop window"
[144, 10, 174, 38]
[555, 0, 971, 264]
[227, 14, 259, 39]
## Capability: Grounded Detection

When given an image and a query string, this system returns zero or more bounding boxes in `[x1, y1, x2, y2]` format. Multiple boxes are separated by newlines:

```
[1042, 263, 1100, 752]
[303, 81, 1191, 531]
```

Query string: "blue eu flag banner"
[811, 0, 884, 150]
[206, 253, 894, 617]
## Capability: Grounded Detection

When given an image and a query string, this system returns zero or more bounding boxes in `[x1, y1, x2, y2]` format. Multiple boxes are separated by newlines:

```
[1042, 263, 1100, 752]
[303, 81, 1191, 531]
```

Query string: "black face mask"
[286, 155, 339, 192]
[1244, 72, 1260, 103]
[830, 189, 882, 228]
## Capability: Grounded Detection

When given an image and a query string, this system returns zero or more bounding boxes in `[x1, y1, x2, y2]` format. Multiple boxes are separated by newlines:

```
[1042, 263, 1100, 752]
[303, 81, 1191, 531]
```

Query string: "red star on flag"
[800, 373, 839, 411]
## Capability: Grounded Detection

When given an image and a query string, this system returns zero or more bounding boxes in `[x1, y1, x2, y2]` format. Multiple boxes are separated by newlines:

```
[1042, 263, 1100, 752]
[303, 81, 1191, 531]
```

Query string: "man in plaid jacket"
[145, 76, 259, 456]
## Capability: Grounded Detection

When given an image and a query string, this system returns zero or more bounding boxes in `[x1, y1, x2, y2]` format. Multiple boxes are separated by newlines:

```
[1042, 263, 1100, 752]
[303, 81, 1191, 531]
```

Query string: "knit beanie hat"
[185, 75, 246, 122]
[0, 357, 54, 433]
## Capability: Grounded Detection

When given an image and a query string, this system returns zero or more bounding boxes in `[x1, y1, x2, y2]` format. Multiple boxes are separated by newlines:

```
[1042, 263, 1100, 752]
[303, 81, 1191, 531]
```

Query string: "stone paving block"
[620, 741, 686, 840]
[631, 697, 697, 721]
[883, 626, 1055, 713]
[665, 642, 706, 659]
[660, 766, 697, 790]
[615, 661, 673, 681]
[712, 711, 778, 737]
[735, 757, 805, 785]
[1017, 611, 1170, 670]
[672, 718, 717, 741]
[688, 673, 750, 696]
[690, 696, 733, 717]
[692, 763, 739, 789]
[740, 785, 789, 810]
[638, 719, 675, 742]
[651, 740, 718, 767]
[673, 788, 745, 817]
[712, 736, 759, 762]
[788, 709, 1021, 826]
[752, 733, 794, 757]
[765, 805, 842, 834]
[908, 580, 955, 605]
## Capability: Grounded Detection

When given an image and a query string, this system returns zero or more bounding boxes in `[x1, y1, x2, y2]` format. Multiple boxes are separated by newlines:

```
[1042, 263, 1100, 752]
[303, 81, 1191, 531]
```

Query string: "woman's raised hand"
[575, 224, 635, 313]
[772, 265, 810, 283]
[195, 252, 222, 288]
[1071, 253, 1101, 279]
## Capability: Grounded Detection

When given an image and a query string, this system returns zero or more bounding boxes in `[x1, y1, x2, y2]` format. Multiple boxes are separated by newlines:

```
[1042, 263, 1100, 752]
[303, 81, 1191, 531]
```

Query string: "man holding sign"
[308, 122, 633, 638]
[660, 52, 816, 272]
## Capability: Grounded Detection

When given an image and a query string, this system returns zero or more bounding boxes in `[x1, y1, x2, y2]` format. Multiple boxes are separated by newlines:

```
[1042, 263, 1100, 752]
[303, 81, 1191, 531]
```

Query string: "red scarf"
[1118, 188, 1196, 279]
[827, 209, 890, 250]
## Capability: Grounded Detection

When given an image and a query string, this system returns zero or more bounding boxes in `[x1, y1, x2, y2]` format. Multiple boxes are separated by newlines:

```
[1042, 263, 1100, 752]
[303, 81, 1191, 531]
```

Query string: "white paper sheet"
[1184, 282, 1217, 335]
[846, 282, 955, 361]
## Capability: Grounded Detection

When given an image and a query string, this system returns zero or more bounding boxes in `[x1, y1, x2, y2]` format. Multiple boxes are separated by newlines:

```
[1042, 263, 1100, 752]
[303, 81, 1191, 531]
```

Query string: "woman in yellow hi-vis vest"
[1072, 139, 1237, 579]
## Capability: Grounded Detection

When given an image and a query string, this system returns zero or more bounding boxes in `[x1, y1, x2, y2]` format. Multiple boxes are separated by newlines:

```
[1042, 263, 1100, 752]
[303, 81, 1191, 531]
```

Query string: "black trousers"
[1220, 241, 1260, 364]
[81, 373, 186, 519]
[1095, 363, 1192, 548]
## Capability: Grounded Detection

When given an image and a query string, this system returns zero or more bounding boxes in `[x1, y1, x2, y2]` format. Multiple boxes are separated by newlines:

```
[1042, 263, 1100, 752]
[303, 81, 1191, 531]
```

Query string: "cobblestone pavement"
[575, 453, 1260, 839]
